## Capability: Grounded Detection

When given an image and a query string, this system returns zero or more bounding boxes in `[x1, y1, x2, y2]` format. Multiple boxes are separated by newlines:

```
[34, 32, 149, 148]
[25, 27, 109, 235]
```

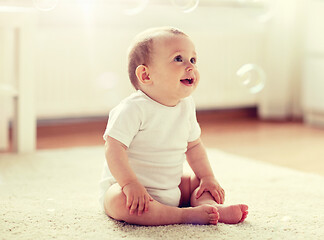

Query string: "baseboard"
[36, 116, 108, 127]
[35, 107, 258, 127]
[196, 107, 257, 122]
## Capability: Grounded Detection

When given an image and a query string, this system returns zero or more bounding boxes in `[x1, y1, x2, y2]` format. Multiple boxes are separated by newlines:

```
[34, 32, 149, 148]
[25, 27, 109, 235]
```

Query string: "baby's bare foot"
[217, 204, 248, 224]
[182, 204, 219, 225]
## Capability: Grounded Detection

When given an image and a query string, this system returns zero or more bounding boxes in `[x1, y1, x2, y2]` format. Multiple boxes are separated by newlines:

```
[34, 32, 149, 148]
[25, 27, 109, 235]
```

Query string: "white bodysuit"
[99, 90, 201, 208]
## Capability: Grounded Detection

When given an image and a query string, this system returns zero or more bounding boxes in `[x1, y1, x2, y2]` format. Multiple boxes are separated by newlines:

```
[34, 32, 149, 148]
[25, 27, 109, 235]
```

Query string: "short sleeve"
[103, 101, 141, 148]
[187, 97, 201, 142]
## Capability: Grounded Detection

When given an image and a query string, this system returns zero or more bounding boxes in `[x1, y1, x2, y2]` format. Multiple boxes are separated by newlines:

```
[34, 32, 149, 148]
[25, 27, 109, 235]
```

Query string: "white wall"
[29, 0, 268, 120]
[3, 0, 317, 122]
[302, 0, 324, 127]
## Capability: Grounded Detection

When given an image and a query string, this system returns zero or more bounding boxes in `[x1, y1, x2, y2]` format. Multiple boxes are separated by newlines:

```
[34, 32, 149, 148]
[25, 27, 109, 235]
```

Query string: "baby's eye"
[174, 55, 183, 62]
[190, 58, 196, 64]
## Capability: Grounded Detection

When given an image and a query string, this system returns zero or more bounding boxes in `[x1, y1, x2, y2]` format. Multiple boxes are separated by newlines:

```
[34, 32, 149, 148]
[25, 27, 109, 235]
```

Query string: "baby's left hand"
[196, 176, 225, 204]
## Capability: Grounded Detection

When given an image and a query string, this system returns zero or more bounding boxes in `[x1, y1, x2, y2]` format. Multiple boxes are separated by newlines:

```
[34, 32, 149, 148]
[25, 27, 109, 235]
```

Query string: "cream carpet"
[0, 146, 323, 240]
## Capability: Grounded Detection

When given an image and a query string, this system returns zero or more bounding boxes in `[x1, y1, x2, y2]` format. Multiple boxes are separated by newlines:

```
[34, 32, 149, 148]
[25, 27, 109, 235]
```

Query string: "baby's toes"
[239, 211, 248, 223]
[209, 213, 219, 225]
[240, 204, 248, 212]
[207, 206, 219, 225]
[238, 204, 248, 223]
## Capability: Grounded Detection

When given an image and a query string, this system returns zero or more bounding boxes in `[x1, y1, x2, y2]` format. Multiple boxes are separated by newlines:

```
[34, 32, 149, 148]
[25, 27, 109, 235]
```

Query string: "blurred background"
[0, 0, 323, 174]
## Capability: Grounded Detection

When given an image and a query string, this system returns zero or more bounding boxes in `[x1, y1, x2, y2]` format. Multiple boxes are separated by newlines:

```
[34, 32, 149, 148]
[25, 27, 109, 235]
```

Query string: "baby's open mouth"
[180, 78, 194, 85]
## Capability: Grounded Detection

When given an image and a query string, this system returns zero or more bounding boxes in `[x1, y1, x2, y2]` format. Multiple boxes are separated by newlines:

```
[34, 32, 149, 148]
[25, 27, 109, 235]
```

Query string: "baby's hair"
[127, 26, 188, 90]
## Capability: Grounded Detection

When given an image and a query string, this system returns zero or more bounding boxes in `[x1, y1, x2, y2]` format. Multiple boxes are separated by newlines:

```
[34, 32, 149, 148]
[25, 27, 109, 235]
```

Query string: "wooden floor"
[199, 115, 324, 176]
[3, 109, 324, 176]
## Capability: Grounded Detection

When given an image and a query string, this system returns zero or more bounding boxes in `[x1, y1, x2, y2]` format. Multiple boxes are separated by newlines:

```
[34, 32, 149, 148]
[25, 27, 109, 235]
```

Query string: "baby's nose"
[186, 66, 193, 72]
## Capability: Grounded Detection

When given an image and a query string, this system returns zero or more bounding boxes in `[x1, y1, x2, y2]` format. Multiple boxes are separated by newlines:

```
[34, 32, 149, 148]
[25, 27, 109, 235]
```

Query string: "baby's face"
[146, 33, 200, 106]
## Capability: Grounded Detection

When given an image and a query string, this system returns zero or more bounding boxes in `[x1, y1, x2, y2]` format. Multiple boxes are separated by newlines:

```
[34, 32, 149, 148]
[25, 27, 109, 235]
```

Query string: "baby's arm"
[105, 136, 153, 215]
[186, 138, 225, 204]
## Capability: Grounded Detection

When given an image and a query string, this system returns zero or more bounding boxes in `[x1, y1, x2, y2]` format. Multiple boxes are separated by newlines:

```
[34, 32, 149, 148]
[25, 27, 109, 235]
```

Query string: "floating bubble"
[123, 0, 149, 15]
[236, 63, 266, 94]
[170, 0, 200, 13]
[33, 0, 59, 11]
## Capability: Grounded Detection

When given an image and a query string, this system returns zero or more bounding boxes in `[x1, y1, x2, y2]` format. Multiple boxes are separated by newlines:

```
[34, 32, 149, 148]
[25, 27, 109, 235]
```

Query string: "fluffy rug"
[0, 146, 323, 240]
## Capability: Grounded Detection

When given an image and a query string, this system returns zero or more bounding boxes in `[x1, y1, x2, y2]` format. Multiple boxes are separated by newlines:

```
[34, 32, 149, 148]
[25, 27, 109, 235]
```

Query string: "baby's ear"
[135, 65, 151, 85]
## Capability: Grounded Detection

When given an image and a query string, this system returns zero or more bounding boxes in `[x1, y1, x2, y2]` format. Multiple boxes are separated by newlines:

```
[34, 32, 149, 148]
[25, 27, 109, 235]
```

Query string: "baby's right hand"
[122, 181, 153, 216]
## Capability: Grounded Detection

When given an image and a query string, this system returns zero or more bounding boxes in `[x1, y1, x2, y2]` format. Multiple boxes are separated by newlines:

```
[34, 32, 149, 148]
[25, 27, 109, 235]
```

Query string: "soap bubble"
[123, 0, 149, 15]
[33, 0, 59, 11]
[170, 0, 200, 13]
[236, 63, 266, 94]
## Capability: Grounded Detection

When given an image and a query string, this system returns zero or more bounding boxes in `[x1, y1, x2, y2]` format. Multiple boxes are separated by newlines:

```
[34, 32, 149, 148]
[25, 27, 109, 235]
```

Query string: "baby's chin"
[179, 87, 197, 99]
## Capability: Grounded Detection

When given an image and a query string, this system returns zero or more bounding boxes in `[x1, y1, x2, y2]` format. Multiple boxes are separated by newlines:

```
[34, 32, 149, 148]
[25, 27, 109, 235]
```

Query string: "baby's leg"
[179, 174, 249, 224]
[103, 183, 219, 226]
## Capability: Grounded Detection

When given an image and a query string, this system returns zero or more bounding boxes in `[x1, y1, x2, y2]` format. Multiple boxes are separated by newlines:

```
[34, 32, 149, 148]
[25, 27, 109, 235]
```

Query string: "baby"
[99, 26, 248, 226]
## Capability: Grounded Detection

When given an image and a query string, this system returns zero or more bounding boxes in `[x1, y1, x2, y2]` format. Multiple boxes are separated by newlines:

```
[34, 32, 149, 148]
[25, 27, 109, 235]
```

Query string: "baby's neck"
[139, 89, 180, 107]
